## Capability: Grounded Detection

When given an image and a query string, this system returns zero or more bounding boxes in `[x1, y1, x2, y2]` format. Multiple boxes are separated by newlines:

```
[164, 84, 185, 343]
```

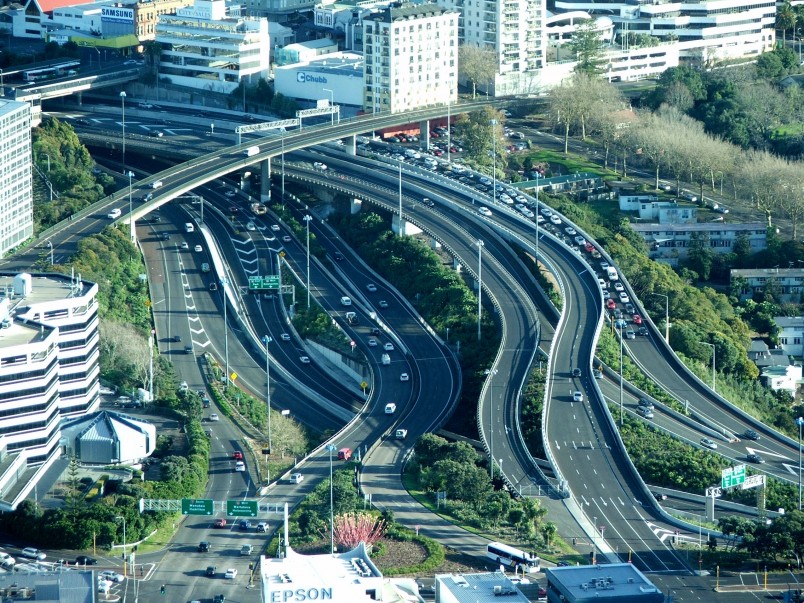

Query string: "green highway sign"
[227, 499, 258, 517]
[721, 464, 746, 489]
[248, 276, 280, 291]
[182, 498, 214, 516]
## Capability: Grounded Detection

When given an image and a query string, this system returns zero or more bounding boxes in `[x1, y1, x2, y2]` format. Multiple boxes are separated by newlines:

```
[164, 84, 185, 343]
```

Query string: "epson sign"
[297, 72, 328, 84]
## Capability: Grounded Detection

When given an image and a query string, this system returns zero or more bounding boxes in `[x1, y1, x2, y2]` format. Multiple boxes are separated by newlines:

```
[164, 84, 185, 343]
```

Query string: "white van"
[340, 296, 352, 306]
[384, 403, 397, 414]
[185, 223, 195, 233]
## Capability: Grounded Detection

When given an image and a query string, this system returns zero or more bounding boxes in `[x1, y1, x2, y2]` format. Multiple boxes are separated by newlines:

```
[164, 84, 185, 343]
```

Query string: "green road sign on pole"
[227, 500, 258, 517]
[248, 276, 280, 291]
[721, 465, 746, 489]
[182, 498, 214, 515]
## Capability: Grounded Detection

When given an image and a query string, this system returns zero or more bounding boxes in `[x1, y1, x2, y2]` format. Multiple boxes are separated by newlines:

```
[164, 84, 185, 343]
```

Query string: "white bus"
[486, 542, 540, 573]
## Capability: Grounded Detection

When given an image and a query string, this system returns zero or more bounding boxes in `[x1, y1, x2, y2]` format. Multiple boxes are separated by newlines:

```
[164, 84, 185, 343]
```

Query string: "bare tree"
[458, 44, 498, 98]
[739, 150, 785, 229]
[100, 319, 151, 390]
[777, 162, 804, 239]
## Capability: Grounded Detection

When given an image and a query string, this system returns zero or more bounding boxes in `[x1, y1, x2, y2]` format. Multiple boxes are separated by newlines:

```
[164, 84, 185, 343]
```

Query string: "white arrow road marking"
[782, 463, 800, 475]
[746, 447, 790, 460]
[239, 257, 258, 265]
[188, 317, 201, 323]
[193, 339, 211, 348]
[164, 129, 192, 134]
[190, 326, 205, 335]
[233, 240, 254, 249]
[243, 267, 258, 275]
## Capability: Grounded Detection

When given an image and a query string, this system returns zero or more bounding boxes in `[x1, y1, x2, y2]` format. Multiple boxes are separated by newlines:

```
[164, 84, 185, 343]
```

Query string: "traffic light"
[160, 585, 166, 595]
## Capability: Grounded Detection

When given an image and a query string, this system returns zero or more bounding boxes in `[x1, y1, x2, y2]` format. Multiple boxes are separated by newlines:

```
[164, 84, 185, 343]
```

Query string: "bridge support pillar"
[260, 159, 271, 203]
[347, 135, 357, 156]
[420, 120, 430, 150]
[76, 92, 83, 106]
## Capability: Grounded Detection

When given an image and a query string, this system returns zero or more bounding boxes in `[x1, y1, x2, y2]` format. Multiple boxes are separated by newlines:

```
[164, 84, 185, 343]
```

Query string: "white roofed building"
[61, 410, 156, 465]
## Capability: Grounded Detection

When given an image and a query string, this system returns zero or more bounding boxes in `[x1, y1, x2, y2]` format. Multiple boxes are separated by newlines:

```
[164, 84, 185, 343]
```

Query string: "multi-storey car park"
[0, 272, 100, 510]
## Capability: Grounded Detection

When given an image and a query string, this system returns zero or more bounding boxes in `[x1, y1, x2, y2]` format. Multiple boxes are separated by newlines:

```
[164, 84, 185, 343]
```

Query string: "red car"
[232, 451, 243, 460]
[633, 314, 642, 324]
[214, 519, 227, 528]
[584, 243, 595, 253]
[606, 298, 616, 309]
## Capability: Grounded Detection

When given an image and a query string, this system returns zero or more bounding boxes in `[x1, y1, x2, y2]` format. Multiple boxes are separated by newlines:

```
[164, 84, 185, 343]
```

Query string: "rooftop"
[262, 543, 381, 588]
[774, 316, 804, 328]
[730, 268, 804, 279]
[545, 563, 662, 601]
[631, 222, 766, 233]
[436, 572, 530, 603]
[276, 51, 364, 76]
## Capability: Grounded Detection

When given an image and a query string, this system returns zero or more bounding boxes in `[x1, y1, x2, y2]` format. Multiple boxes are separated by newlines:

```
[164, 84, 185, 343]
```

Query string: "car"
[225, 190, 237, 198]
[74, 555, 95, 565]
[313, 162, 328, 170]
[246, 222, 256, 231]
[240, 544, 253, 556]
[743, 429, 760, 441]
[366, 283, 378, 292]
[384, 342, 394, 351]
[161, 232, 170, 241]
[100, 571, 125, 583]
[282, 235, 292, 243]
[638, 326, 649, 336]
[574, 236, 586, 246]
[614, 282, 624, 292]
[107, 208, 122, 219]
[239, 520, 251, 530]
[395, 428, 408, 440]
[625, 303, 636, 314]
[384, 402, 397, 414]
[179, 380, 188, 389]
[572, 368, 581, 377]
[214, 519, 227, 528]
[747, 453, 765, 464]
[619, 292, 630, 303]
[214, 595, 226, 603]
[271, 224, 281, 232]
[98, 579, 113, 594]
[209, 282, 218, 291]
[540, 208, 553, 217]
[235, 461, 245, 472]
[606, 299, 616, 310]
[478, 207, 492, 217]
[378, 300, 389, 309]
[300, 356, 311, 364]
[563, 226, 577, 236]
[333, 252, 345, 261]
[572, 391, 583, 402]
[257, 522, 269, 532]
[653, 492, 668, 501]
[232, 451, 243, 460]
[368, 338, 378, 347]
[209, 413, 219, 421]
[206, 565, 217, 577]
[626, 330, 636, 339]
[290, 473, 304, 484]
[275, 333, 289, 342]
[198, 541, 211, 552]
[180, 242, 189, 250]
[20, 548, 45, 561]
[700, 438, 718, 450]
[633, 314, 642, 324]
[593, 369, 603, 379]
[400, 373, 410, 382]
[614, 319, 628, 329]
[124, 59, 139, 66]
[184, 345, 193, 354]
[636, 406, 654, 419]
[148, 130, 163, 137]
[550, 215, 562, 225]
[638, 398, 655, 410]
[600, 261, 610, 271]
[194, 244, 203, 252]
[225, 568, 238, 580]
[340, 296, 352, 306]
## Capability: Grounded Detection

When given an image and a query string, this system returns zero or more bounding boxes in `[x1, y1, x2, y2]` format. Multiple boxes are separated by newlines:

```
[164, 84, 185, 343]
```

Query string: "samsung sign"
[101, 7, 134, 23]
[297, 72, 328, 84]
[270, 588, 333, 602]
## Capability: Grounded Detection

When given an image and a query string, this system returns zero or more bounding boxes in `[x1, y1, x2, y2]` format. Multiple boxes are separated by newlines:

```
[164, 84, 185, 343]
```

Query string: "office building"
[156, 0, 270, 93]
[0, 101, 33, 259]
[363, 3, 458, 114]
[274, 52, 364, 107]
[0, 272, 100, 511]
[544, 563, 663, 603]
[436, 572, 531, 603]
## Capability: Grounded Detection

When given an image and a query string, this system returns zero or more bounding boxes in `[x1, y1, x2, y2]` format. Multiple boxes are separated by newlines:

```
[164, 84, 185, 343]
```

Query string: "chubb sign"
[297, 72, 328, 84]
[270, 588, 333, 602]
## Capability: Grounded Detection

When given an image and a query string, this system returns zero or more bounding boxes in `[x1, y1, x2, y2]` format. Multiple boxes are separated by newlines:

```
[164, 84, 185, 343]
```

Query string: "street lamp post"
[115, 516, 127, 577]
[476, 239, 484, 341]
[484, 368, 497, 479]
[281, 129, 285, 201]
[699, 341, 716, 392]
[222, 277, 229, 386]
[119, 91, 127, 172]
[127, 171, 134, 241]
[446, 96, 451, 164]
[619, 328, 624, 426]
[41, 153, 50, 173]
[304, 213, 312, 308]
[323, 88, 335, 126]
[535, 172, 540, 265]
[264, 336, 272, 454]
[797, 416, 803, 510]
[651, 293, 670, 344]
[46, 240, 53, 266]
[490, 119, 498, 206]
[0, 68, 4, 96]
[326, 443, 337, 554]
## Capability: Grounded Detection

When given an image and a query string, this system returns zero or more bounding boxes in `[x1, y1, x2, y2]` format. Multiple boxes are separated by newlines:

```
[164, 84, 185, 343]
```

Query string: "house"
[775, 316, 804, 357]
[730, 268, 804, 303]
[760, 364, 801, 396]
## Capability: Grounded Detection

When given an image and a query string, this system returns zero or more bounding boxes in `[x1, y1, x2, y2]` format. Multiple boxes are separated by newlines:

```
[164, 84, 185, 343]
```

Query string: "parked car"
[75, 555, 95, 565]
[20, 548, 45, 561]
[100, 571, 125, 583]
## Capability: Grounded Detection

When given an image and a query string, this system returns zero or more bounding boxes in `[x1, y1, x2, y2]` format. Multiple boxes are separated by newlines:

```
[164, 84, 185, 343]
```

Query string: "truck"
[606, 266, 619, 281]
[250, 202, 267, 216]
[381, 353, 391, 365]
[244, 146, 260, 157]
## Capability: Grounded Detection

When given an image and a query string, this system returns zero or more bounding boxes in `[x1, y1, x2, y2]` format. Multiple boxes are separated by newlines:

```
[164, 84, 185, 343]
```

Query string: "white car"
[366, 283, 378, 292]
[550, 215, 562, 225]
[313, 162, 328, 170]
[194, 245, 203, 252]
[614, 282, 624, 292]
[478, 207, 492, 217]
[209, 413, 219, 421]
[300, 356, 311, 364]
[384, 342, 394, 351]
[384, 403, 397, 414]
[246, 222, 256, 231]
[289, 473, 304, 484]
[572, 391, 583, 402]
[271, 224, 280, 232]
[400, 373, 410, 382]
[368, 338, 378, 347]
[700, 438, 718, 450]
[574, 236, 586, 246]
[225, 568, 238, 579]
[564, 227, 576, 236]
[20, 548, 46, 561]
[0, 553, 15, 567]
[619, 292, 630, 303]
[280, 333, 291, 341]
[340, 296, 352, 306]
[540, 208, 553, 217]
[235, 461, 246, 472]
[100, 571, 125, 583]
[107, 208, 122, 219]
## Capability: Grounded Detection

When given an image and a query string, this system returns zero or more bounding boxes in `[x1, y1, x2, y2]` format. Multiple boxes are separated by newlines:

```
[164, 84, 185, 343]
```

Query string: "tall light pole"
[485, 368, 497, 479]
[534, 172, 540, 267]
[699, 341, 716, 392]
[119, 91, 127, 172]
[115, 516, 127, 577]
[41, 152, 50, 173]
[796, 416, 803, 510]
[127, 171, 134, 241]
[446, 96, 451, 164]
[619, 329, 624, 426]
[264, 336, 272, 453]
[281, 129, 285, 201]
[490, 119, 498, 206]
[222, 277, 229, 387]
[323, 88, 335, 126]
[0, 68, 4, 96]
[304, 213, 312, 308]
[326, 443, 337, 554]
[651, 293, 670, 344]
[46, 240, 53, 266]
[398, 163, 403, 237]
[477, 239, 484, 341]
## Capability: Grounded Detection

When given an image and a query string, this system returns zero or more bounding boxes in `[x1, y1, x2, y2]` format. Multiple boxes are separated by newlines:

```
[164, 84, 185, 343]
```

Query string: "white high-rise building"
[0, 100, 33, 258]
[439, 0, 545, 96]
[363, 3, 459, 114]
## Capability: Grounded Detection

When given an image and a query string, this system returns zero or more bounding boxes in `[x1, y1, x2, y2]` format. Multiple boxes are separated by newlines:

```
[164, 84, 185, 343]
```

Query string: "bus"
[486, 542, 540, 573]
[22, 60, 81, 82]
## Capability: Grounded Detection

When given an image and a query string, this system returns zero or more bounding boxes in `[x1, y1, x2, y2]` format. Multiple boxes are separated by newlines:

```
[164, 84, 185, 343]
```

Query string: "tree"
[777, 2, 797, 43]
[333, 512, 387, 550]
[541, 522, 557, 548]
[568, 20, 606, 76]
[459, 44, 498, 98]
